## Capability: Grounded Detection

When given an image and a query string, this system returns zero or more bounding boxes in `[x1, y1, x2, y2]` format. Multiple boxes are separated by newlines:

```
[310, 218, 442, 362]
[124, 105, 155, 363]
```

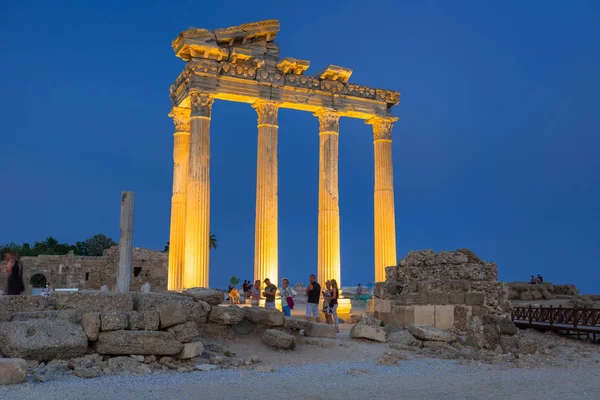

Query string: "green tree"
[76, 234, 117, 256]
[229, 276, 240, 286]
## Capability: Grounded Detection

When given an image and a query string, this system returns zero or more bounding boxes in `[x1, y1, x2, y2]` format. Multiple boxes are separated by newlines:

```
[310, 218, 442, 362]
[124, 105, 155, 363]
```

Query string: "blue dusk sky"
[0, 1, 598, 293]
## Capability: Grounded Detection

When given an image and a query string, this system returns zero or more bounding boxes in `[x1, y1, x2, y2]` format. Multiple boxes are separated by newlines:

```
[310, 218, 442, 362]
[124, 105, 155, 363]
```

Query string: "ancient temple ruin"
[167, 20, 401, 290]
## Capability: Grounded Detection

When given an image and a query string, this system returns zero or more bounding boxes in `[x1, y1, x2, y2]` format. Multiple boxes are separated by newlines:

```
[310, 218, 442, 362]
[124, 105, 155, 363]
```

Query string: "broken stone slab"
[81, 313, 101, 341]
[10, 310, 81, 324]
[0, 296, 47, 321]
[244, 307, 284, 326]
[158, 302, 188, 329]
[95, 330, 183, 356]
[182, 288, 224, 306]
[195, 363, 218, 372]
[132, 293, 208, 324]
[101, 311, 128, 331]
[303, 322, 336, 339]
[167, 321, 199, 343]
[127, 311, 160, 331]
[107, 356, 152, 375]
[177, 341, 205, 359]
[208, 306, 245, 325]
[0, 320, 88, 360]
[262, 329, 295, 350]
[350, 323, 387, 342]
[50, 292, 133, 313]
[388, 330, 422, 348]
[0, 358, 28, 385]
[283, 317, 310, 331]
[408, 325, 456, 343]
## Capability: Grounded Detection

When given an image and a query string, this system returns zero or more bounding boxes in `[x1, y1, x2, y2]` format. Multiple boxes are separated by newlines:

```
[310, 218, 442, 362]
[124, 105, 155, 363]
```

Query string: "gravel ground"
[1, 356, 599, 400]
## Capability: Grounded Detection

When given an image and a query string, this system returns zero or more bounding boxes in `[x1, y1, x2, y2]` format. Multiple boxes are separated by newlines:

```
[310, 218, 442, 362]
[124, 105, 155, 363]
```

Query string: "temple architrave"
[167, 20, 400, 291]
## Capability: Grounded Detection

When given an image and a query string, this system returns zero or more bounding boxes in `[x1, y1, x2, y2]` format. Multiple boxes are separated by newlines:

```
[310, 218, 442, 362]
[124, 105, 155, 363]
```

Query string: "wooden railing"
[512, 305, 600, 333]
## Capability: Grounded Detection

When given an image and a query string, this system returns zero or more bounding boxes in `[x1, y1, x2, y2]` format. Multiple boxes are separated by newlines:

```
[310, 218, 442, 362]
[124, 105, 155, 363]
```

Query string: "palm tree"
[164, 232, 217, 252]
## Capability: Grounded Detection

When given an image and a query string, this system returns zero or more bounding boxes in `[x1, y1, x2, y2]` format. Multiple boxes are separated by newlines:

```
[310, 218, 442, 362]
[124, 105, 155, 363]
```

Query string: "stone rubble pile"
[507, 282, 579, 301]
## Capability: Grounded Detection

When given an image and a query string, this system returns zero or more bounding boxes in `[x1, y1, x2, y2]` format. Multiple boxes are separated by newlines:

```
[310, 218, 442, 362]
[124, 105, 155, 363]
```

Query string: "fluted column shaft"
[315, 109, 341, 287]
[183, 93, 214, 289]
[367, 117, 398, 282]
[167, 107, 191, 291]
[252, 100, 279, 285]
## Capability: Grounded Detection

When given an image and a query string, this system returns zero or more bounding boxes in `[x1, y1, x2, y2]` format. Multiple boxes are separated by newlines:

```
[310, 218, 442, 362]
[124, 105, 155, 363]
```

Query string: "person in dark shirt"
[305, 274, 321, 322]
[263, 278, 277, 309]
[537, 274, 544, 284]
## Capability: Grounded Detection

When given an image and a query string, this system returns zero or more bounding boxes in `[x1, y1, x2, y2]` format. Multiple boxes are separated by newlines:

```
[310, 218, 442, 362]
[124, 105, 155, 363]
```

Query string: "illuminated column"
[167, 107, 190, 291]
[183, 92, 214, 288]
[315, 109, 341, 287]
[367, 116, 399, 282]
[252, 100, 279, 285]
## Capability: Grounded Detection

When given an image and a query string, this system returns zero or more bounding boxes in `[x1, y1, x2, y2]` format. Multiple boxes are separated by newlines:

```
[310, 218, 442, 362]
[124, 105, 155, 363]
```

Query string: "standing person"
[249, 280, 261, 307]
[263, 278, 277, 309]
[305, 274, 321, 322]
[279, 278, 295, 317]
[2, 251, 24, 295]
[530, 275, 536, 284]
[537, 274, 544, 284]
[242, 280, 248, 303]
[329, 279, 340, 333]
[322, 281, 333, 325]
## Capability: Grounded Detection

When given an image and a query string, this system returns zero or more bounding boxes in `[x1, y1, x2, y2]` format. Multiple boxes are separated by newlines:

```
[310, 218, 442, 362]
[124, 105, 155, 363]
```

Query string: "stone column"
[167, 107, 190, 291]
[183, 92, 214, 289]
[252, 100, 279, 285]
[116, 191, 134, 293]
[315, 109, 341, 287]
[367, 117, 399, 282]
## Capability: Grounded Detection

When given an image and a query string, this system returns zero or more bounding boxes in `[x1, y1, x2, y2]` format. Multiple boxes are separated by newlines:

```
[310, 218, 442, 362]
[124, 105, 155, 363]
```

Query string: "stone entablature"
[169, 20, 399, 120]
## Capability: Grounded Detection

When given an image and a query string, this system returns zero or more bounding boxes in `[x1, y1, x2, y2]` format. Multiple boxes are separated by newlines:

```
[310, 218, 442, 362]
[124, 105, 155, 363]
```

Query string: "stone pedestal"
[315, 110, 341, 287]
[252, 100, 279, 285]
[116, 192, 134, 293]
[184, 93, 213, 289]
[367, 117, 398, 283]
[167, 107, 191, 291]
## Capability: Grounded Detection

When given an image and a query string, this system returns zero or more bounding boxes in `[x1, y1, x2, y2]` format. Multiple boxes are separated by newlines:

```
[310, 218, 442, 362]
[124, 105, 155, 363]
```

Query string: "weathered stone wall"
[374, 249, 511, 331]
[0, 247, 167, 294]
[507, 281, 579, 301]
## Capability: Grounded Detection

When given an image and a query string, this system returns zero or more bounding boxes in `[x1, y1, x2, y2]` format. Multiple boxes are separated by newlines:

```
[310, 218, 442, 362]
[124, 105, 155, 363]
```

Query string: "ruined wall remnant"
[373, 249, 511, 331]
[0, 247, 167, 294]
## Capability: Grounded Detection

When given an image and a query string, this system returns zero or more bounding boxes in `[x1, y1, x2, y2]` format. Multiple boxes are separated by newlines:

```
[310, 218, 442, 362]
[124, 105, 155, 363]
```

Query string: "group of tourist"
[530, 274, 544, 284]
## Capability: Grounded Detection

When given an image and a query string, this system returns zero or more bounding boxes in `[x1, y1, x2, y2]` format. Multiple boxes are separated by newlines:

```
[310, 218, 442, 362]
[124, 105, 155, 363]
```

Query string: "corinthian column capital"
[366, 116, 399, 141]
[168, 107, 191, 133]
[190, 92, 214, 118]
[314, 109, 340, 133]
[252, 100, 279, 126]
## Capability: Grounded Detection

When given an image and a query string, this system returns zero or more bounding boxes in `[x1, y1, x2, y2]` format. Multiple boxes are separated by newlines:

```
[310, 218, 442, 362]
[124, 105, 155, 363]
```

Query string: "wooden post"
[528, 305, 533, 327]
[549, 305, 553, 328]
[116, 191, 134, 293]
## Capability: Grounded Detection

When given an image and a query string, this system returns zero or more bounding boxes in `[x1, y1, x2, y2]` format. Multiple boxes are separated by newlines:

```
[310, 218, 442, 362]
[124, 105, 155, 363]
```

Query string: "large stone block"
[0, 296, 46, 321]
[95, 331, 183, 355]
[132, 293, 207, 324]
[413, 305, 435, 326]
[434, 305, 454, 330]
[50, 292, 133, 313]
[182, 288, 224, 306]
[350, 324, 387, 342]
[10, 310, 81, 323]
[453, 305, 472, 331]
[101, 311, 128, 331]
[262, 329, 295, 350]
[0, 320, 88, 360]
[177, 341, 204, 359]
[374, 299, 391, 313]
[81, 312, 101, 341]
[428, 292, 449, 305]
[408, 325, 456, 343]
[283, 317, 310, 331]
[127, 311, 160, 331]
[167, 321, 199, 343]
[448, 292, 466, 304]
[388, 330, 422, 348]
[208, 306, 245, 325]
[390, 304, 415, 327]
[304, 322, 336, 339]
[0, 358, 28, 385]
[158, 303, 188, 329]
[244, 307, 284, 326]
[465, 292, 485, 305]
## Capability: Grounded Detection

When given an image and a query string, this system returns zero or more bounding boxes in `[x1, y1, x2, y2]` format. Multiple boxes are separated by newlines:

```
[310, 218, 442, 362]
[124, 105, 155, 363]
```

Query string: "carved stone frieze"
[253, 100, 279, 126]
[285, 74, 320, 89]
[320, 80, 347, 95]
[314, 65, 353, 83]
[190, 92, 215, 118]
[375, 89, 400, 106]
[170, 69, 193, 99]
[169, 107, 191, 132]
[256, 69, 284, 86]
[346, 83, 376, 99]
[220, 62, 257, 79]
[188, 59, 220, 75]
[277, 58, 310, 75]
[366, 117, 398, 141]
[314, 109, 340, 133]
